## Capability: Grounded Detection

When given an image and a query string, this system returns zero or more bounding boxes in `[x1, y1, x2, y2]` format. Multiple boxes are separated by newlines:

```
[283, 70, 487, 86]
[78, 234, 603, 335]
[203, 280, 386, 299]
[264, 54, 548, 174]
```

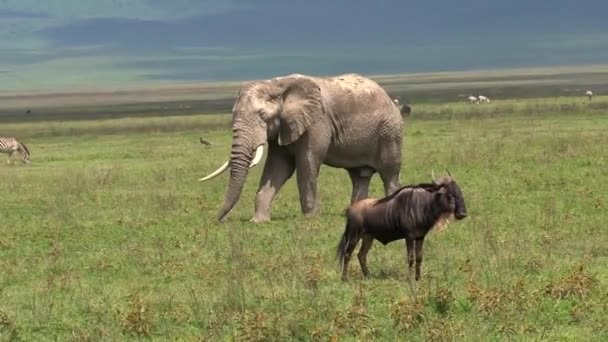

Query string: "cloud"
[0, 0, 248, 20]
[2, 0, 608, 91]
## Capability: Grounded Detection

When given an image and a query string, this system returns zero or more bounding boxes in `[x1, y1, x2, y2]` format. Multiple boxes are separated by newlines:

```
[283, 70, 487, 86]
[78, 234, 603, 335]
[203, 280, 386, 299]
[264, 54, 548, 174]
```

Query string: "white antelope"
[586, 90, 593, 101]
[0, 137, 30, 164]
[478, 95, 490, 103]
[468, 96, 479, 104]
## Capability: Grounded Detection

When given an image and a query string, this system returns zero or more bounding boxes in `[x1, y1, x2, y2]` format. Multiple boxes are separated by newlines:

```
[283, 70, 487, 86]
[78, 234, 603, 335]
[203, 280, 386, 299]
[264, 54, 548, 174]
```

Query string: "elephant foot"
[250, 213, 271, 223]
[301, 201, 317, 214]
[303, 210, 318, 219]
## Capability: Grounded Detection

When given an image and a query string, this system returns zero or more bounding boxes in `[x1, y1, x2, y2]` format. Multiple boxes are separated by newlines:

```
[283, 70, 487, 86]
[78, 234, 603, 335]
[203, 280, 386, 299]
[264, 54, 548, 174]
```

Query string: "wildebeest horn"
[431, 169, 437, 183]
[446, 168, 453, 177]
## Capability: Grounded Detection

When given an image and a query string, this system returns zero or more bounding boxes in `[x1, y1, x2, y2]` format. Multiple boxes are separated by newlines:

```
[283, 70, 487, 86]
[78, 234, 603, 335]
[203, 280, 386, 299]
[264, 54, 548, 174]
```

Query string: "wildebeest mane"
[374, 182, 439, 206]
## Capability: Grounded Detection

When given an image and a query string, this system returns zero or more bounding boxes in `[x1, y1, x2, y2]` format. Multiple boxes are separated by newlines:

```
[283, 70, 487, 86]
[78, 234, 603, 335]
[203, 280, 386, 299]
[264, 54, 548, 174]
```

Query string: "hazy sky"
[1, 0, 607, 91]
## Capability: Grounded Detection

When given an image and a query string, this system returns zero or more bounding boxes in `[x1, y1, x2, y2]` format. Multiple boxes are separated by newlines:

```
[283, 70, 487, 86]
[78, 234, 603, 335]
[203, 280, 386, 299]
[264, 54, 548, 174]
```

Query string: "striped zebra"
[0, 137, 30, 164]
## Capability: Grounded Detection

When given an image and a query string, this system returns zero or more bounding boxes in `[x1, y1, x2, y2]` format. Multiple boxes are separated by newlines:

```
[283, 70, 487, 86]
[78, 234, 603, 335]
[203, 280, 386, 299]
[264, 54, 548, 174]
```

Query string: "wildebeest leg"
[341, 234, 361, 281]
[414, 238, 425, 281]
[347, 168, 374, 203]
[405, 238, 415, 277]
[357, 234, 374, 277]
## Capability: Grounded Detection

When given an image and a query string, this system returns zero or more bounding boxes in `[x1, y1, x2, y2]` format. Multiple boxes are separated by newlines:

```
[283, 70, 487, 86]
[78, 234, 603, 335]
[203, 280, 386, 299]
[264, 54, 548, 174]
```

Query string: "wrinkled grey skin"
[206, 73, 404, 222]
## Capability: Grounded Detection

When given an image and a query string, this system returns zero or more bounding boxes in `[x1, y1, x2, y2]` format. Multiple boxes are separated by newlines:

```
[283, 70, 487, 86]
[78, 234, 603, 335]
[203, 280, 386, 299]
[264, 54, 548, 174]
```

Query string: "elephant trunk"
[217, 142, 253, 221]
[216, 120, 267, 222]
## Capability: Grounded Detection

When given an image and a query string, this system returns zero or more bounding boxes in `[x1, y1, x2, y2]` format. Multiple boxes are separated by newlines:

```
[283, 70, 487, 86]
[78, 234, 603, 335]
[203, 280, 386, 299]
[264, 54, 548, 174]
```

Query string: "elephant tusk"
[199, 160, 229, 181]
[198, 144, 264, 182]
[249, 144, 265, 168]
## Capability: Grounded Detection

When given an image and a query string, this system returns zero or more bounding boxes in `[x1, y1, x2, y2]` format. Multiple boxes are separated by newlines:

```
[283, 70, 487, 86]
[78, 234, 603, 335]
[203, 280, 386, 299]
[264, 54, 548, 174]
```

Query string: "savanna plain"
[1, 86, 607, 340]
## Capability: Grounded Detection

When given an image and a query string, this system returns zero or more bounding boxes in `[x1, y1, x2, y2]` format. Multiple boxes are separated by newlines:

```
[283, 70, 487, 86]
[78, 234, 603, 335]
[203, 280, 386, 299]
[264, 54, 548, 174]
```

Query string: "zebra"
[0, 137, 30, 164]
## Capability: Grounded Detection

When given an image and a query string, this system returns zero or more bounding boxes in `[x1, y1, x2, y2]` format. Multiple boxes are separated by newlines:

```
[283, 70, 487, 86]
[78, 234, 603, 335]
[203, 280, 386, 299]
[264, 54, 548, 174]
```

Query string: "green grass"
[3, 64, 608, 124]
[1, 99, 607, 340]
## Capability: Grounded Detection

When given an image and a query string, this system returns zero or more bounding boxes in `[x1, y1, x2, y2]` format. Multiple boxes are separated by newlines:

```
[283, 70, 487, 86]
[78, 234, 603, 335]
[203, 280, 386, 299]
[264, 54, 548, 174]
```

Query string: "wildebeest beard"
[361, 185, 452, 244]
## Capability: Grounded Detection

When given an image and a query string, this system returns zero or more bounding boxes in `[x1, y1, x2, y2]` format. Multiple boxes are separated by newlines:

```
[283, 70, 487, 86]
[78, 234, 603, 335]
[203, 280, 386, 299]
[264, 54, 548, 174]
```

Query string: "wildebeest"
[400, 103, 412, 117]
[336, 171, 468, 281]
[392, 98, 412, 117]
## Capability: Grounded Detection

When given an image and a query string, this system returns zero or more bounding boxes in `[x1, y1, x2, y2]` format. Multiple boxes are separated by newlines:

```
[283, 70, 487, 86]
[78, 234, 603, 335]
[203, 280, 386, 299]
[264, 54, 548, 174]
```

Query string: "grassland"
[1, 94, 607, 340]
[2, 64, 608, 123]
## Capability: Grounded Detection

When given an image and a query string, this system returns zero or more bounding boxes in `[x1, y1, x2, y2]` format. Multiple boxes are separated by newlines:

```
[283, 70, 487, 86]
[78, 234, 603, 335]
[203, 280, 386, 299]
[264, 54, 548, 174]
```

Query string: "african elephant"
[200, 73, 404, 222]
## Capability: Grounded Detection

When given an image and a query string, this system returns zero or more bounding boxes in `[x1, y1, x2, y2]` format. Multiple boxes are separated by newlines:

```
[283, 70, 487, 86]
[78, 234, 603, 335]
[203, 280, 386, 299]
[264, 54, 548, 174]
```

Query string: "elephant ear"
[278, 79, 324, 146]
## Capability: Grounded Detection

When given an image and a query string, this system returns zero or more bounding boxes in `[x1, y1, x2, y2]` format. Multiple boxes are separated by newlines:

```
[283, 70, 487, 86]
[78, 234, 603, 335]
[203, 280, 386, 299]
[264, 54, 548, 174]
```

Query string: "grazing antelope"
[336, 170, 468, 281]
[478, 95, 490, 103]
[0, 137, 30, 164]
[586, 90, 593, 101]
[468, 96, 479, 104]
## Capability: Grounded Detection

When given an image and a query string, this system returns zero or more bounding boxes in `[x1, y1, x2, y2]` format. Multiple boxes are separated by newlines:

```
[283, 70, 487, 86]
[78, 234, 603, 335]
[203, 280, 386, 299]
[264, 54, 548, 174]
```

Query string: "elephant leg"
[253, 146, 295, 222]
[377, 140, 402, 196]
[295, 136, 326, 216]
[347, 167, 374, 203]
[296, 158, 321, 216]
[379, 169, 401, 196]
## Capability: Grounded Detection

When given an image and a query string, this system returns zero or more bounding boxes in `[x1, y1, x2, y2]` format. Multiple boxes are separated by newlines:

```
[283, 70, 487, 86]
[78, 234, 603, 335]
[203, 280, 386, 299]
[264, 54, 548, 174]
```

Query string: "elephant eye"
[259, 109, 272, 121]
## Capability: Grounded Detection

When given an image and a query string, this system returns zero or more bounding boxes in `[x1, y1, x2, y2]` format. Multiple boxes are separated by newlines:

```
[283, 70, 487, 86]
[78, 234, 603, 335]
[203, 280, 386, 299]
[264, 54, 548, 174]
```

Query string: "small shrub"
[121, 294, 154, 337]
[304, 254, 323, 290]
[430, 287, 454, 315]
[467, 278, 536, 315]
[236, 310, 281, 342]
[328, 286, 375, 339]
[93, 165, 117, 187]
[545, 265, 599, 299]
[389, 297, 426, 332]
[424, 319, 465, 341]
[0, 308, 19, 340]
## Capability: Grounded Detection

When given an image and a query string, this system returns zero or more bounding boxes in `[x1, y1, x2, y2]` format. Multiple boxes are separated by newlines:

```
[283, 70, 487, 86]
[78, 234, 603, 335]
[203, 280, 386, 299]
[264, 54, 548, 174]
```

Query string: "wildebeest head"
[432, 170, 467, 220]
[400, 104, 411, 116]
[433, 170, 467, 220]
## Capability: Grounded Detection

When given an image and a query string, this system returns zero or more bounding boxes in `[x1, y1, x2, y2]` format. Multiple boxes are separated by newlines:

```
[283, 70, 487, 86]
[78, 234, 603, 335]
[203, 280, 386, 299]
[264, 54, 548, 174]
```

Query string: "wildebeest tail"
[336, 221, 351, 271]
